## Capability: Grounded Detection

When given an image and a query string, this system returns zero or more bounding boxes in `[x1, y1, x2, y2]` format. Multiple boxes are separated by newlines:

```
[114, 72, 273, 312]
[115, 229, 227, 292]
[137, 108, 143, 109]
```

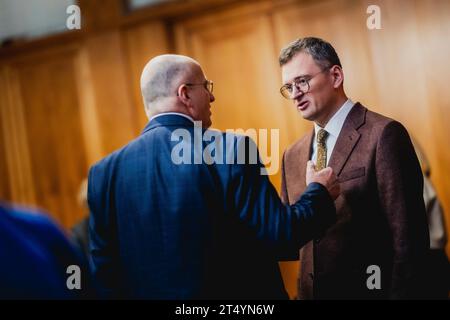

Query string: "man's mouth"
[297, 100, 309, 111]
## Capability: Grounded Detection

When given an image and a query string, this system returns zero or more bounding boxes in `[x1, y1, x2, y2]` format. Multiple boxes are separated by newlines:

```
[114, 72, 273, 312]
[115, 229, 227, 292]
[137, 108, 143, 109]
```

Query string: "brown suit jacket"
[281, 103, 430, 299]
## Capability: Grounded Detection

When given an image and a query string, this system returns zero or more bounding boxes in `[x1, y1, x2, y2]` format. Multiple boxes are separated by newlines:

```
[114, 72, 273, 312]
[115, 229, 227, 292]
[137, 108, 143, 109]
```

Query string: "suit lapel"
[295, 130, 314, 200]
[328, 103, 366, 176]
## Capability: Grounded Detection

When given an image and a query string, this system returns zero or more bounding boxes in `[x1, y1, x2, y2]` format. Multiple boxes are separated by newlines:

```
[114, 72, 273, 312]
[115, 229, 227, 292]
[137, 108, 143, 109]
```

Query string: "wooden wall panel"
[415, 0, 450, 257]
[0, 66, 36, 206]
[0, 79, 11, 201]
[84, 31, 139, 153]
[175, 1, 303, 191]
[74, 48, 104, 166]
[0, 30, 154, 227]
[366, 0, 435, 151]
[123, 21, 171, 131]
[14, 52, 88, 227]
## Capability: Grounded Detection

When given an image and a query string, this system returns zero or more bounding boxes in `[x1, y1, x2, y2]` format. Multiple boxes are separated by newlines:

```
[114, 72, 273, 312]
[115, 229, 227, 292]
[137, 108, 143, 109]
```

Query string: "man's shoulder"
[89, 148, 123, 180]
[89, 132, 151, 174]
[0, 204, 76, 257]
[362, 105, 396, 127]
[356, 103, 408, 138]
[282, 103, 406, 156]
[0, 204, 57, 235]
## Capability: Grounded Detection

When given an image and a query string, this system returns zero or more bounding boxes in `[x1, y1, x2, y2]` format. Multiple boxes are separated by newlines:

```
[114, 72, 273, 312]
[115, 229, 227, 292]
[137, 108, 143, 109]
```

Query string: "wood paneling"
[123, 21, 171, 130]
[0, 31, 144, 226]
[0, 66, 36, 206]
[0, 73, 11, 201]
[78, 0, 124, 32]
[13, 50, 88, 227]
[84, 31, 139, 153]
[174, 1, 303, 190]
[416, 0, 450, 228]
[74, 47, 104, 166]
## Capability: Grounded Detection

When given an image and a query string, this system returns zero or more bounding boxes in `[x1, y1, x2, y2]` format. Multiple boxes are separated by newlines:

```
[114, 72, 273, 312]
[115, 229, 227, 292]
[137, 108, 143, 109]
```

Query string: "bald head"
[140, 54, 200, 118]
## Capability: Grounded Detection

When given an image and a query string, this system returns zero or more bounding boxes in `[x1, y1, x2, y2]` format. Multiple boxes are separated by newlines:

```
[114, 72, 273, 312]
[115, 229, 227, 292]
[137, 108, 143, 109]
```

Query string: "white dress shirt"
[311, 99, 354, 166]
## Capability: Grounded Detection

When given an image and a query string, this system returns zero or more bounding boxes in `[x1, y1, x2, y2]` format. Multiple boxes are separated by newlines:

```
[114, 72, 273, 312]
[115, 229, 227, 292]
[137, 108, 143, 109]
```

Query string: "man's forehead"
[281, 52, 319, 82]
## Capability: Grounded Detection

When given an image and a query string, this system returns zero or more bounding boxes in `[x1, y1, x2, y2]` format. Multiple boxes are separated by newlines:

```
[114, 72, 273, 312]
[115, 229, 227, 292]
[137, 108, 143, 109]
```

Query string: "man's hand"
[306, 161, 340, 200]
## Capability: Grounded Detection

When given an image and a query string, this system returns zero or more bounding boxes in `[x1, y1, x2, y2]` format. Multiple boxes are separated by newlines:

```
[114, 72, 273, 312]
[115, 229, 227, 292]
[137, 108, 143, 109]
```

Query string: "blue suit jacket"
[0, 204, 87, 299]
[88, 114, 335, 299]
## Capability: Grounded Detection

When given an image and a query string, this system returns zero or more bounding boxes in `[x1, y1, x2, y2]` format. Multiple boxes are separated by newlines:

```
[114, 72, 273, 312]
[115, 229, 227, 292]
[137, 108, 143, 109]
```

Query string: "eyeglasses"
[184, 79, 214, 94]
[280, 67, 330, 99]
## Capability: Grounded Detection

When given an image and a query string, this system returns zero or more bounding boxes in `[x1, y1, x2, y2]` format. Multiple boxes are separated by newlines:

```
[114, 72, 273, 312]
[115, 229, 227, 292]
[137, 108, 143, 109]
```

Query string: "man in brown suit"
[278, 37, 430, 299]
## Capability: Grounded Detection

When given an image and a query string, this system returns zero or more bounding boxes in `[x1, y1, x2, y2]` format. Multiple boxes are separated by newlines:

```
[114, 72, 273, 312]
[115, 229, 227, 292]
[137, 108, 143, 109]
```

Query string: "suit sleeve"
[279, 150, 300, 260]
[375, 121, 430, 299]
[230, 136, 336, 255]
[280, 151, 290, 205]
[87, 165, 123, 298]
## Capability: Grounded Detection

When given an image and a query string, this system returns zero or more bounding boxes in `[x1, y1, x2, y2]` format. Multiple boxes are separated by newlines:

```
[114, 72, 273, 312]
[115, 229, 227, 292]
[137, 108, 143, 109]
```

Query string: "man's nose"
[292, 85, 304, 99]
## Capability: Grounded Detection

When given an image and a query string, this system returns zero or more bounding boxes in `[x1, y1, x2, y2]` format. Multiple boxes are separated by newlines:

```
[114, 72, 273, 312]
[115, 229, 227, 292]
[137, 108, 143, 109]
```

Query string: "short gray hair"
[279, 37, 342, 69]
[140, 55, 196, 108]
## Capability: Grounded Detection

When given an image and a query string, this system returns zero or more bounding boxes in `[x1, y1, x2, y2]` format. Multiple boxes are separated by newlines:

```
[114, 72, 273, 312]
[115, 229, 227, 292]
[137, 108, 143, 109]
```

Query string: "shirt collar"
[314, 99, 354, 138]
[149, 112, 194, 124]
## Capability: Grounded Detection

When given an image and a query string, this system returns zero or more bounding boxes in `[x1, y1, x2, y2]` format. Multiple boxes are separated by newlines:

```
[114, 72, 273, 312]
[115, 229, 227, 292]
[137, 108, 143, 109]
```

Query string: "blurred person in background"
[0, 203, 90, 299]
[412, 138, 449, 299]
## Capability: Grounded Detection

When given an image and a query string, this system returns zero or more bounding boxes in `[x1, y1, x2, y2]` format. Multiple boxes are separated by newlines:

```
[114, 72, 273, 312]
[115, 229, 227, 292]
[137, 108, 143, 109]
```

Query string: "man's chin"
[299, 111, 313, 121]
[203, 119, 212, 128]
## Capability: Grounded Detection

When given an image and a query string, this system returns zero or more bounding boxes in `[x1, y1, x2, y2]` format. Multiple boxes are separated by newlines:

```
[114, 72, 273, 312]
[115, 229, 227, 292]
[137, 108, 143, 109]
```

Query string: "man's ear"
[177, 85, 190, 104]
[330, 65, 344, 88]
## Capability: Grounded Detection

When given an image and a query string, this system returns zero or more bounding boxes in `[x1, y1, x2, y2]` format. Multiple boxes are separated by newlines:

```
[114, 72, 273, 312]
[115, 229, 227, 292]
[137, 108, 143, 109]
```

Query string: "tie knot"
[317, 129, 329, 144]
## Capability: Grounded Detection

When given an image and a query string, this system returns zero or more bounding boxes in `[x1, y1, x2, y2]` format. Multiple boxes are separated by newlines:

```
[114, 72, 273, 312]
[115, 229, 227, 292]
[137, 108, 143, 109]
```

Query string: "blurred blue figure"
[0, 203, 89, 299]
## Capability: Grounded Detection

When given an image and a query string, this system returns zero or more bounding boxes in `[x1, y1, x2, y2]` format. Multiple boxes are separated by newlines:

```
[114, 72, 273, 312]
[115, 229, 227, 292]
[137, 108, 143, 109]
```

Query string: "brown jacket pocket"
[339, 167, 365, 182]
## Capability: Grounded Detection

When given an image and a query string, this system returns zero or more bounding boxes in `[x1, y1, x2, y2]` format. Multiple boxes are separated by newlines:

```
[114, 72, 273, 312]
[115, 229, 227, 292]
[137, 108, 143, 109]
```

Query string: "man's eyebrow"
[295, 74, 311, 80]
[284, 74, 310, 86]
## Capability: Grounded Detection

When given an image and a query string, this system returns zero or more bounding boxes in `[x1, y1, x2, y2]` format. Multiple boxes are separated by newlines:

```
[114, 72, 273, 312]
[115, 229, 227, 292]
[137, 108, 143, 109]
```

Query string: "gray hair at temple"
[278, 37, 342, 69]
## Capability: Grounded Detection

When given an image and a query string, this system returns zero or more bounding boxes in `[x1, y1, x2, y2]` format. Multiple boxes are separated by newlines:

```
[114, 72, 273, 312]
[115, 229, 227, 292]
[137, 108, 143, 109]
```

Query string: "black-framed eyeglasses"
[184, 79, 214, 94]
[280, 67, 330, 99]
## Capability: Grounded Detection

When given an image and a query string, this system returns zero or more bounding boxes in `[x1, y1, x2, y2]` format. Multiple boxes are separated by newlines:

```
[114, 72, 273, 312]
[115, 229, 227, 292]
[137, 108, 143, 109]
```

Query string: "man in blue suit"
[88, 54, 340, 299]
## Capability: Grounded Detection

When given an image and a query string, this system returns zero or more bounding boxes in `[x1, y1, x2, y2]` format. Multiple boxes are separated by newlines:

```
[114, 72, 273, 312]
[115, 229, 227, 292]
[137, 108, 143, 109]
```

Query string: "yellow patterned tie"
[316, 129, 329, 171]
